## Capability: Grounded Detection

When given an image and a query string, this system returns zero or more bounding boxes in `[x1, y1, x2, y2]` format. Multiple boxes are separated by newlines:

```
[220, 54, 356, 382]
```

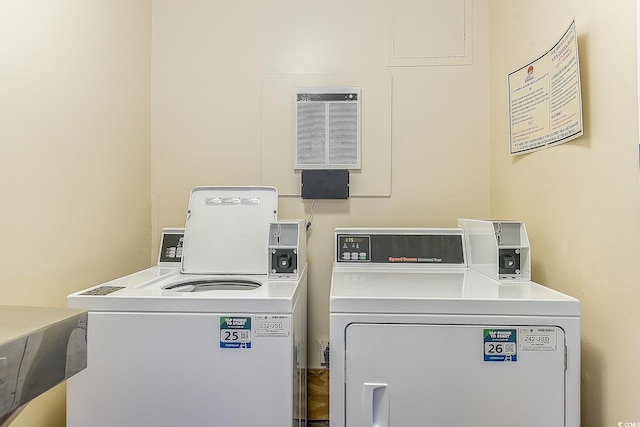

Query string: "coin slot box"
[272, 249, 297, 273]
[459, 219, 531, 281]
[268, 221, 307, 280]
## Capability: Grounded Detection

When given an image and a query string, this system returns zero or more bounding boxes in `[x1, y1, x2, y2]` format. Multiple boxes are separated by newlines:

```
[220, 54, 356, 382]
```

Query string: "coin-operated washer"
[67, 186, 308, 427]
[330, 225, 580, 427]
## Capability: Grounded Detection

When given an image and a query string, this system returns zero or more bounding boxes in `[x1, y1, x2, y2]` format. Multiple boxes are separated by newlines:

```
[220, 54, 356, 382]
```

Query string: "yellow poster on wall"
[508, 20, 583, 156]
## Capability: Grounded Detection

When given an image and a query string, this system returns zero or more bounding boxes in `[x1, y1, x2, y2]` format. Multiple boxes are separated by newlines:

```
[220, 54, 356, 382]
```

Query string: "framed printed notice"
[508, 20, 583, 155]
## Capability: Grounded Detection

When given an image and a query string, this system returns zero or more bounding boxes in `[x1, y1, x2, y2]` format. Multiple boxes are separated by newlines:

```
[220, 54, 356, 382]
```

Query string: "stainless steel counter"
[0, 306, 87, 423]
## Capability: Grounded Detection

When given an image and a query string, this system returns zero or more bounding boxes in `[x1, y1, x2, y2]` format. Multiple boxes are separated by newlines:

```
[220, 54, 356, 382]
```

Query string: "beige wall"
[7, 1, 636, 426]
[0, 1, 152, 426]
[489, 1, 640, 425]
[150, 0, 490, 366]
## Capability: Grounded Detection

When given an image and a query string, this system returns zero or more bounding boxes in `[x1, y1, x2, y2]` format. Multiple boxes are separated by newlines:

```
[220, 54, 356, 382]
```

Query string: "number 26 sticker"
[484, 329, 517, 362]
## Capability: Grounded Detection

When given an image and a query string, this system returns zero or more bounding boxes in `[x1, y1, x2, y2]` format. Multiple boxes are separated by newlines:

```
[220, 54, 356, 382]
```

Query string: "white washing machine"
[330, 226, 580, 427]
[67, 187, 308, 427]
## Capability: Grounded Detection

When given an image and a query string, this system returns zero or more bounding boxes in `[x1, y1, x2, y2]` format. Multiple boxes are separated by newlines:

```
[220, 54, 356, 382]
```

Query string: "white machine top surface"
[68, 266, 306, 313]
[330, 228, 578, 317]
[330, 266, 579, 316]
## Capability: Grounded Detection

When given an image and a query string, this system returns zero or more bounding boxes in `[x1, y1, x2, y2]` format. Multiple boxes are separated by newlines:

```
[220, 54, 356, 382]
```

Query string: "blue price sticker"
[220, 316, 252, 349]
[484, 329, 517, 362]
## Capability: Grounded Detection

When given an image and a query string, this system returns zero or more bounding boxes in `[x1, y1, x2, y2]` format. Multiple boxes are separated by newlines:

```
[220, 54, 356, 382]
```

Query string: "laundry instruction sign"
[484, 329, 517, 362]
[508, 20, 582, 155]
[220, 316, 251, 349]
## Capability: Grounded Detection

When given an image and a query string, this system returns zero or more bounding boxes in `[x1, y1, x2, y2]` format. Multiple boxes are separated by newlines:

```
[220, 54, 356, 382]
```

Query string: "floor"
[308, 369, 329, 426]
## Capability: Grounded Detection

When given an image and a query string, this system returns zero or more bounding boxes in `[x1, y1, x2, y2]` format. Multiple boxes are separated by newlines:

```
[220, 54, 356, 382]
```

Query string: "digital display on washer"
[337, 235, 371, 262]
[337, 234, 465, 264]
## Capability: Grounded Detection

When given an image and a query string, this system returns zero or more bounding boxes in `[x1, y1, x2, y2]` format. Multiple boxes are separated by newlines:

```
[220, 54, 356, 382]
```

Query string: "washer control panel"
[337, 235, 371, 262]
[336, 229, 466, 266]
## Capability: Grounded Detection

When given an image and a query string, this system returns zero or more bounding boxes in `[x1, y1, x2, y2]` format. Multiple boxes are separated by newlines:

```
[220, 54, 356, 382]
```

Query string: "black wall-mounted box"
[301, 169, 349, 199]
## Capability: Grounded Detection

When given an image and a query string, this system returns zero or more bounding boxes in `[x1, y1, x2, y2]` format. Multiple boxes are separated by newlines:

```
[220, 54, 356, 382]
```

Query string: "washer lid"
[181, 186, 278, 274]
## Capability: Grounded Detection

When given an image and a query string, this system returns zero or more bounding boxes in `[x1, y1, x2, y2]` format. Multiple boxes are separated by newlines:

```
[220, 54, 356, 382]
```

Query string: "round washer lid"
[181, 186, 277, 274]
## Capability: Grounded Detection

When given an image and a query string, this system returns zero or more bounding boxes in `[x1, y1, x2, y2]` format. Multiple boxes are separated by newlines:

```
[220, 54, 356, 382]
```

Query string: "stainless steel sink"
[0, 306, 88, 424]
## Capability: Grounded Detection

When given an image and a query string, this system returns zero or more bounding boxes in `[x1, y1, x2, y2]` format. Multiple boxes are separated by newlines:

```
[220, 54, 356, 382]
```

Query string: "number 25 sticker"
[220, 316, 252, 349]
